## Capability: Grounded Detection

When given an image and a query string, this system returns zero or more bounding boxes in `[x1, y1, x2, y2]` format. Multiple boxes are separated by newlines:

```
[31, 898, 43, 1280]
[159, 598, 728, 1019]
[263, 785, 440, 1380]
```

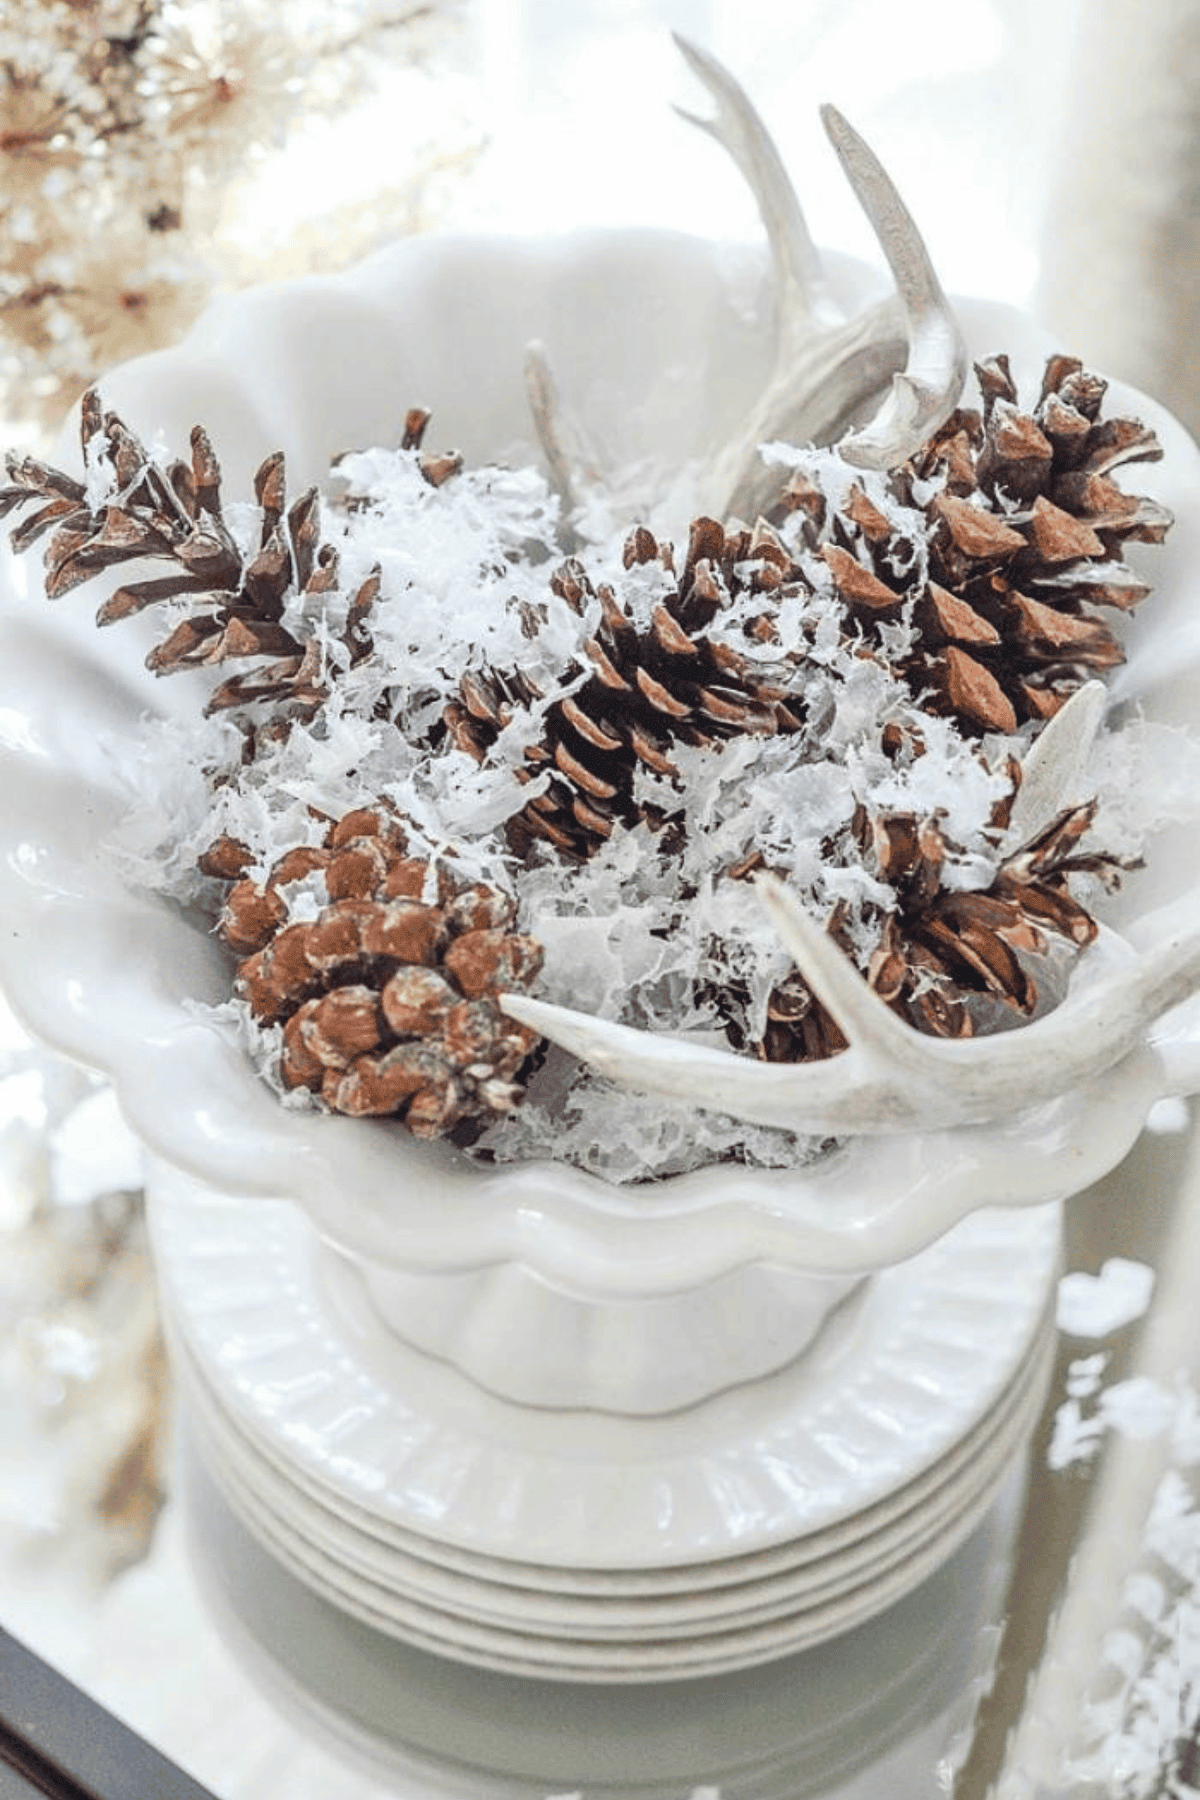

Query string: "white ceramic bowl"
[2, 229, 1199, 1413]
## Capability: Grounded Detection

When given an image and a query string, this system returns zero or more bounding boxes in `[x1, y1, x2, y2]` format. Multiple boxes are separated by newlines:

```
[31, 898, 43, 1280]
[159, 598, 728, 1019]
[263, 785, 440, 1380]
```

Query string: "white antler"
[671, 34, 836, 345]
[672, 38, 967, 517]
[819, 104, 969, 472]
[501, 893, 1200, 1135]
[500, 686, 1200, 1135]
[525, 42, 968, 525]
[523, 340, 607, 544]
[1001, 680, 1106, 849]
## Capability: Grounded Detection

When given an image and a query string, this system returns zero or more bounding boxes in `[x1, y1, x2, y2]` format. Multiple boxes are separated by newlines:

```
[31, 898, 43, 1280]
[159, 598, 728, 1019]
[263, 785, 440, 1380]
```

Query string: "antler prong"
[671, 42, 966, 517]
[1002, 680, 1106, 849]
[671, 34, 834, 340]
[750, 874, 918, 1057]
[523, 338, 617, 546]
[819, 103, 968, 470]
[502, 903, 1200, 1137]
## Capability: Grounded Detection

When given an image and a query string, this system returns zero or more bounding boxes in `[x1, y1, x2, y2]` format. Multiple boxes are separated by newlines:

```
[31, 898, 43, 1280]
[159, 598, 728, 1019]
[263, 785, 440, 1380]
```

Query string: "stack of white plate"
[149, 1176, 1061, 1683]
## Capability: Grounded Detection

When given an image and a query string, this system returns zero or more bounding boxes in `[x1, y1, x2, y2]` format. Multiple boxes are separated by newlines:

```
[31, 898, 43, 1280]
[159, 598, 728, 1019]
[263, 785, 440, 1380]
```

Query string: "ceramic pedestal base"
[359, 1255, 862, 1415]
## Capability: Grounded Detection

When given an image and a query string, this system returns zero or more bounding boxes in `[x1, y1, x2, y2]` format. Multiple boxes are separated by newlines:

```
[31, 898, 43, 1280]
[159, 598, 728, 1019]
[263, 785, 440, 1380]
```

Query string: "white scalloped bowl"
[2, 229, 1200, 1414]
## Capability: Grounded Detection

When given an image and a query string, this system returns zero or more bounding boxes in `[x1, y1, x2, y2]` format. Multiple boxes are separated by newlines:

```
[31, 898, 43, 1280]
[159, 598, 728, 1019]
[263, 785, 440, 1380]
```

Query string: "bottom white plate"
[182, 1426, 1026, 1798]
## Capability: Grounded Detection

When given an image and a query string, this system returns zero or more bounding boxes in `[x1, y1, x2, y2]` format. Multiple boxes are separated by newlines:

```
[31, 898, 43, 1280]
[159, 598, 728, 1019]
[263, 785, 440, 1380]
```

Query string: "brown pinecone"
[710, 867, 855, 1064]
[801, 355, 1171, 735]
[445, 517, 808, 859]
[734, 798, 1120, 1060]
[855, 799, 1115, 1035]
[0, 389, 382, 729]
[200, 807, 544, 1139]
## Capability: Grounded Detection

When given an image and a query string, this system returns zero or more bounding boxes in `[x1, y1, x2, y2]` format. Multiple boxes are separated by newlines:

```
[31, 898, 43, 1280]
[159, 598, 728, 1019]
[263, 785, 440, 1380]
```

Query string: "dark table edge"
[0, 1626, 217, 1800]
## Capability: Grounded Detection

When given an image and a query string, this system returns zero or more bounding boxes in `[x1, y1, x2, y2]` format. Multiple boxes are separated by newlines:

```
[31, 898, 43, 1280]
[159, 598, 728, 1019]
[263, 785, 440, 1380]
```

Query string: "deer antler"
[501, 898, 1200, 1135]
[500, 688, 1200, 1135]
[522, 340, 608, 548]
[672, 37, 966, 516]
[525, 42, 968, 526]
[819, 103, 969, 472]
[671, 34, 836, 344]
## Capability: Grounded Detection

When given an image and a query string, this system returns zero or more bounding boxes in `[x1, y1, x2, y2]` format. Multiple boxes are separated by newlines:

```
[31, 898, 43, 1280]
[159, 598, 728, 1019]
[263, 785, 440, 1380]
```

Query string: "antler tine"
[523, 339, 607, 545]
[750, 877, 1200, 1125]
[501, 876, 953, 1135]
[672, 34, 833, 342]
[499, 991, 739, 1091]
[671, 42, 909, 520]
[524, 341, 579, 518]
[1002, 680, 1106, 849]
[820, 104, 968, 471]
[752, 875, 927, 1057]
[765, 887, 1200, 1122]
[497, 985, 922, 1134]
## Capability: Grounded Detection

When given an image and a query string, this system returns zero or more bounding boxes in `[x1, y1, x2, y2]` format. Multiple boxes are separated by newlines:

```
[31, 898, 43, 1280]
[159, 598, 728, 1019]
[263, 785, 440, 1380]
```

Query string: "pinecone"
[445, 517, 808, 859]
[201, 807, 544, 1139]
[0, 388, 382, 729]
[791, 355, 1171, 735]
[731, 797, 1121, 1059]
[856, 798, 1116, 1034]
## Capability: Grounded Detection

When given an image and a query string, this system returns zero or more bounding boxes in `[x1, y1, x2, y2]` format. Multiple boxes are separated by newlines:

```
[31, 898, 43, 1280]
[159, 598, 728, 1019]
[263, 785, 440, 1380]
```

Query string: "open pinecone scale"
[841, 354, 1171, 734]
[446, 515, 811, 861]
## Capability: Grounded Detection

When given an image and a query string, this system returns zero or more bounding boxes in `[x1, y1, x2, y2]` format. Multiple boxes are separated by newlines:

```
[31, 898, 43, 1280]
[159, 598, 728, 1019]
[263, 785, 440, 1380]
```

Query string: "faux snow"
[1052, 1357, 1200, 1797]
[1058, 1259, 1157, 1339]
[95, 409, 1180, 1183]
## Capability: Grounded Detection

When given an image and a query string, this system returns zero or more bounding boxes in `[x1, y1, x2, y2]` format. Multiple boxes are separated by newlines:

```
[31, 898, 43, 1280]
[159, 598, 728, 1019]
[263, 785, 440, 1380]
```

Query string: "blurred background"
[5, 0, 1200, 451]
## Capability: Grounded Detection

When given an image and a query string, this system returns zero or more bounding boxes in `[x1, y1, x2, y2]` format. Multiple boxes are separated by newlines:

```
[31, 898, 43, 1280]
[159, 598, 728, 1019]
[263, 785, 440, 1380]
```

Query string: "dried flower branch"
[0, 0, 470, 444]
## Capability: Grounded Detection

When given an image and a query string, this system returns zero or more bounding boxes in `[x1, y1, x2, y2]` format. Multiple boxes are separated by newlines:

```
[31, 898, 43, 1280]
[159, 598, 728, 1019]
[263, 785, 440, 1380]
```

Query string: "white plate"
[149, 1182, 1061, 1572]
[176, 1305, 1054, 1635]
[182, 1427, 1024, 1795]
[177, 1299, 1054, 1596]
[183, 1322, 1050, 1659]
[182, 1408, 1032, 1681]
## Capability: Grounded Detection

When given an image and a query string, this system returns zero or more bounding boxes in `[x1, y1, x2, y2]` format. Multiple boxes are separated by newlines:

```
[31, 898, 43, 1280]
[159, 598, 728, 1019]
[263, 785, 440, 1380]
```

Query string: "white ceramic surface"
[177, 1321, 1051, 1654]
[147, 1166, 1061, 1571]
[2, 227, 1198, 1413]
[174, 1310, 1052, 1631]
[182, 1427, 1025, 1795]
[183, 1456, 1023, 1681]
[195, 1346, 1048, 1591]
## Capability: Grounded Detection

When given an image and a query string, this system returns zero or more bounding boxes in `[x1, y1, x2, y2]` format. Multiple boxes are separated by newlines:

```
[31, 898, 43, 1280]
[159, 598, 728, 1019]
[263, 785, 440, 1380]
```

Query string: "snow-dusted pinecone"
[782, 355, 1171, 735]
[730, 796, 1117, 1061]
[0, 387, 381, 728]
[202, 807, 544, 1138]
[853, 798, 1110, 1035]
[445, 517, 807, 859]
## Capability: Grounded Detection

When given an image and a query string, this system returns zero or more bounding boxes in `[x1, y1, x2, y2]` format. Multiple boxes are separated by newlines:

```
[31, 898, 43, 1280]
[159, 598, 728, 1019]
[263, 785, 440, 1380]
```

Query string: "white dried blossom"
[0, 0, 470, 445]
